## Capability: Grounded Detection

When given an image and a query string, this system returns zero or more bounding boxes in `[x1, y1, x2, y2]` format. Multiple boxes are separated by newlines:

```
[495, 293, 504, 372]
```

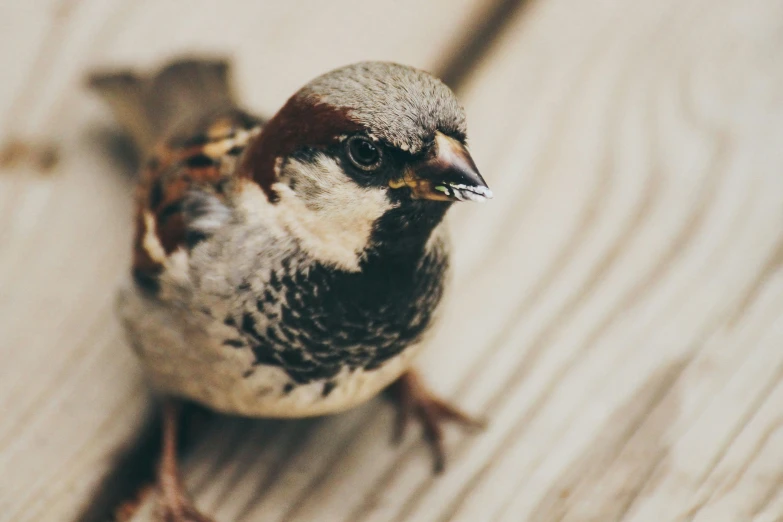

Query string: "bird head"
[241, 62, 491, 260]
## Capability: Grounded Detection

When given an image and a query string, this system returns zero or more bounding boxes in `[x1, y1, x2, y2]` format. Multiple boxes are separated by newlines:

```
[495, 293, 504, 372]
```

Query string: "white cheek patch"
[274, 155, 396, 271]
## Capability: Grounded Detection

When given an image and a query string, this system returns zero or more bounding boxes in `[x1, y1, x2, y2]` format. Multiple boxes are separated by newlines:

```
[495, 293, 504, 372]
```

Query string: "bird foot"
[389, 371, 486, 473]
[155, 400, 217, 522]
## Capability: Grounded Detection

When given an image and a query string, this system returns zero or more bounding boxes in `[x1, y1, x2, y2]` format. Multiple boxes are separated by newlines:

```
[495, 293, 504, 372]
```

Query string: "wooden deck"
[2, 1, 783, 521]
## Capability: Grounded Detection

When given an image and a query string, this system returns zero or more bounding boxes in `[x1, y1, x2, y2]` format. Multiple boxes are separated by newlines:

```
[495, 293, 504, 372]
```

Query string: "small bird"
[90, 58, 492, 522]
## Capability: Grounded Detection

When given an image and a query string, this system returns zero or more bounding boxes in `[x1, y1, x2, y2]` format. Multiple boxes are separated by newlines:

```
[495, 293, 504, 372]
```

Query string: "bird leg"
[388, 370, 485, 473]
[157, 400, 215, 522]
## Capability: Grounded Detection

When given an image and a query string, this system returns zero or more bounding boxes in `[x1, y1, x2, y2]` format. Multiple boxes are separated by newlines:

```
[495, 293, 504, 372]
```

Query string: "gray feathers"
[299, 62, 467, 153]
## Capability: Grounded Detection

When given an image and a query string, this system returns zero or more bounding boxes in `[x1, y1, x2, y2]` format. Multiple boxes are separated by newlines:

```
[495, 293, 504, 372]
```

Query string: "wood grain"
[0, 2, 491, 521]
[3, 0, 783, 520]
[126, 0, 783, 521]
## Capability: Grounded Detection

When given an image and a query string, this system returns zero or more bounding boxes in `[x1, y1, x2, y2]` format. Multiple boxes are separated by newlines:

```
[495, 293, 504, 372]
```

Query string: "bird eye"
[346, 136, 382, 171]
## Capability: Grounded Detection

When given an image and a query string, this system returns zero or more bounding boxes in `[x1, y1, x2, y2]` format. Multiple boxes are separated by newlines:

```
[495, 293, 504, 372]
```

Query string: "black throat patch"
[224, 202, 450, 386]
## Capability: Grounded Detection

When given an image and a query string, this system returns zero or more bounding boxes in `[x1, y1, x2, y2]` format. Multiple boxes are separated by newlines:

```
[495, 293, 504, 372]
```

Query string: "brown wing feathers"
[90, 59, 261, 292]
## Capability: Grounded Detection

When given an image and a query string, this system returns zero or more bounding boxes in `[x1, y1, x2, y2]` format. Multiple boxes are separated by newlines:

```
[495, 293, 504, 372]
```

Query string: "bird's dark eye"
[346, 136, 382, 171]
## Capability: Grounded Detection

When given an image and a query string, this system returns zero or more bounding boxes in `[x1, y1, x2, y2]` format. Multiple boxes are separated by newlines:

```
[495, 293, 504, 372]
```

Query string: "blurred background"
[2, 1, 783, 521]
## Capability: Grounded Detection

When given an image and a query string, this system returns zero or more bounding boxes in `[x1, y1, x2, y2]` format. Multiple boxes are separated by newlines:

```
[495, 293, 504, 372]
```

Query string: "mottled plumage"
[90, 57, 491, 521]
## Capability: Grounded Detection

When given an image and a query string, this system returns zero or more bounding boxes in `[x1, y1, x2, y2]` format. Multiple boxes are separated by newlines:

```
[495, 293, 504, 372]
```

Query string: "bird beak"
[389, 132, 493, 202]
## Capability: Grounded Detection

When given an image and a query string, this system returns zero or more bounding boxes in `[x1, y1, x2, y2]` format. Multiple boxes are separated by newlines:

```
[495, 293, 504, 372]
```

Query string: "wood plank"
[127, 0, 783, 520]
[0, 2, 491, 520]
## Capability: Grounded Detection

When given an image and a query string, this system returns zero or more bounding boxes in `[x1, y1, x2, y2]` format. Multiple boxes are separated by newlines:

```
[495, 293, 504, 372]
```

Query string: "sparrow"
[89, 58, 492, 522]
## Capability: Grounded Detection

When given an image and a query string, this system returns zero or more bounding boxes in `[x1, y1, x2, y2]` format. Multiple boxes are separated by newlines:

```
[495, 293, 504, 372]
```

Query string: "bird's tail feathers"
[88, 58, 237, 156]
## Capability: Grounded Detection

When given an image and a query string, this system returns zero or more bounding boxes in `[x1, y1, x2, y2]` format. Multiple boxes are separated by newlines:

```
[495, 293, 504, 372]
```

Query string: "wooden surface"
[2, 0, 783, 521]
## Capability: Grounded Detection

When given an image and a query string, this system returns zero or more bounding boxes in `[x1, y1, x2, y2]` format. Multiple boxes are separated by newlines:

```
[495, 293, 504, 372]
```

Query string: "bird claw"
[389, 371, 486, 473]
